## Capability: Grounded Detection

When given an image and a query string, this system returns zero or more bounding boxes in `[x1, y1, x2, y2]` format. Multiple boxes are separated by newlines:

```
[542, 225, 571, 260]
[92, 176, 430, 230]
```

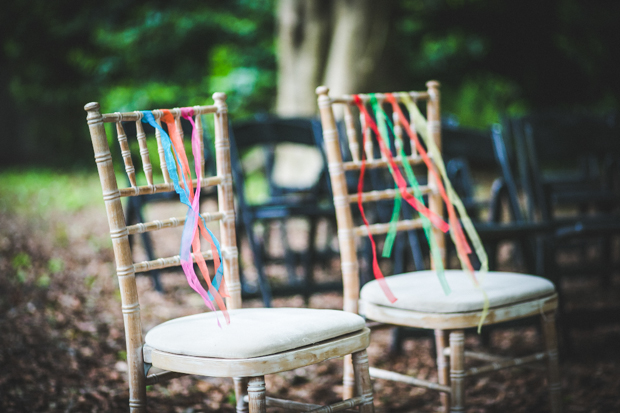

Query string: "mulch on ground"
[1, 201, 619, 412]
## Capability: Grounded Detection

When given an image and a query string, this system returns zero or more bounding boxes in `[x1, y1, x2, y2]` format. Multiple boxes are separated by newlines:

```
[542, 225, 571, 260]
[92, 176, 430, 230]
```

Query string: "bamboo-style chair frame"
[316, 82, 561, 413]
[84, 93, 374, 413]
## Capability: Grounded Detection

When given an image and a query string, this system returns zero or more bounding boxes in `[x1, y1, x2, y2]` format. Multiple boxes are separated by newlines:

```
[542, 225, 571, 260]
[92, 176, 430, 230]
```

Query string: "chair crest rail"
[101, 105, 218, 123]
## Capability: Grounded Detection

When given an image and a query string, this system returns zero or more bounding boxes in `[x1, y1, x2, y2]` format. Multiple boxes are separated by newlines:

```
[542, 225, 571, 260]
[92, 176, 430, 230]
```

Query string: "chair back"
[84, 93, 240, 399]
[316, 82, 482, 314]
[505, 112, 620, 222]
[230, 115, 329, 209]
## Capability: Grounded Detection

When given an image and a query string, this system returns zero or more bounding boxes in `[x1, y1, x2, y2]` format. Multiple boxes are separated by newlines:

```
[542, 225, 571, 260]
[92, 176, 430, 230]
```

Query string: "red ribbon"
[352, 95, 451, 302]
[161, 109, 230, 320]
[384, 94, 475, 275]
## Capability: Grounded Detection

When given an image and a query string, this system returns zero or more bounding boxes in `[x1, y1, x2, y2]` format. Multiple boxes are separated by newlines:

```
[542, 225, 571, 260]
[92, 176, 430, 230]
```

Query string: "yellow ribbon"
[401, 93, 490, 332]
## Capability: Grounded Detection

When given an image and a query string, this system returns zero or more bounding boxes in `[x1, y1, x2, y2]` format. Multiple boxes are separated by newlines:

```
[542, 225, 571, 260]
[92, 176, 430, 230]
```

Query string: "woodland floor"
[1, 175, 620, 412]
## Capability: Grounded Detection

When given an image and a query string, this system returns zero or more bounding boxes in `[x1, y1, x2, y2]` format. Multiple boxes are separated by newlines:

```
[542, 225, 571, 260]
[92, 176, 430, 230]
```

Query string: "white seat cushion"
[145, 307, 365, 359]
[360, 270, 555, 313]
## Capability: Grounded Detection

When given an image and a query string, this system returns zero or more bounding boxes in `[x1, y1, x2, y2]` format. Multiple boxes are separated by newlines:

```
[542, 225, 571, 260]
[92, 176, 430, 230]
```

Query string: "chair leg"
[128, 352, 147, 413]
[435, 329, 450, 413]
[303, 216, 319, 304]
[541, 310, 562, 413]
[247, 376, 266, 413]
[449, 330, 465, 413]
[352, 350, 375, 413]
[234, 377, 249, 413]
[128, 375, 147, 412]
[343, 354, 355, 400]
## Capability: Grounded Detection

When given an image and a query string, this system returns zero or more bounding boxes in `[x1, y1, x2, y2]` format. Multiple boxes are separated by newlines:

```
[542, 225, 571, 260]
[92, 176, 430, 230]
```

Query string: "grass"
[0, 168, 104, 218]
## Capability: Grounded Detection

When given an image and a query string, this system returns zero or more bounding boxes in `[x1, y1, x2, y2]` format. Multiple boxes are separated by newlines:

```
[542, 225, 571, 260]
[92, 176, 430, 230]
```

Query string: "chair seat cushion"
[144, 307, 365, 359]
[360, 270, 555, 313]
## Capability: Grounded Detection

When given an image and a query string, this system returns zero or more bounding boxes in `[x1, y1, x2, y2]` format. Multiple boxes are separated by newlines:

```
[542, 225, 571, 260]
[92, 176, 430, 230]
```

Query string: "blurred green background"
[1, 0, 619, 168]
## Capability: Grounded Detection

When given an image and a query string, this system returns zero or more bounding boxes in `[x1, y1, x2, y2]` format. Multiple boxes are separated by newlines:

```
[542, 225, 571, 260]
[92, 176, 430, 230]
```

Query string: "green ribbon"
[371, 96, 402, 259]
[401, 93, 489, 331]
[370, 95, 450, 295]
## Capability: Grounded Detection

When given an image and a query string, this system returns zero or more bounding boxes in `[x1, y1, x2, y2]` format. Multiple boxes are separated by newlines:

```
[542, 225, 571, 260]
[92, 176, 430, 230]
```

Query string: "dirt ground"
[1, 196, 620, 412]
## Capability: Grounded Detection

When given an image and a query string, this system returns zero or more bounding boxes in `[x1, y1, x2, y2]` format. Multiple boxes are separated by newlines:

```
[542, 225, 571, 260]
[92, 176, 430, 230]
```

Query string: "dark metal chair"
[498, 113, 620, 350]
[229, 115, 340, 307]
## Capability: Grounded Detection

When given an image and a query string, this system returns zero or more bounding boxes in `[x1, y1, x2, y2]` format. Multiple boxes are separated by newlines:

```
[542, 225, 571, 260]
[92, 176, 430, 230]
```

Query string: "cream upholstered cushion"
[144, 307, 365, 359]
[360, 270, 555, 313]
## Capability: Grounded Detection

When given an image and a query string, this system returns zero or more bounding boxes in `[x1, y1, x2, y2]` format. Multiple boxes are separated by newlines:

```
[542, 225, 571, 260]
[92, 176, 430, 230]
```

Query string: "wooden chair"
[316, 83, 562, 412]
[84, 93, 374, 413]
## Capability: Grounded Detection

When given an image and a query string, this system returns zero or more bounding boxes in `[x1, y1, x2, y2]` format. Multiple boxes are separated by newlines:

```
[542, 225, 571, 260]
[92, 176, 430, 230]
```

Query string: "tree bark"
[276, 0, 331, 116]
[322, 0, 391, 97]
[276, 0, 392, 117]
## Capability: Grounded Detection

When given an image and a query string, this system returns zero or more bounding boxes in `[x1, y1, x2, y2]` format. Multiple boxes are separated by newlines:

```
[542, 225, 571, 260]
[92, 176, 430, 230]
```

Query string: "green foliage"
[0, 169, 103, 217]
[385, 0, 620, 127]
[48, 258, 65, 274]
[12, 252, 32, 284]
[36, 274, 51, 288]
[1, 0, 275, 167]
[12, 252, 32, 270]
[2, 0, 618, 166]
[226, 389, 237, 407]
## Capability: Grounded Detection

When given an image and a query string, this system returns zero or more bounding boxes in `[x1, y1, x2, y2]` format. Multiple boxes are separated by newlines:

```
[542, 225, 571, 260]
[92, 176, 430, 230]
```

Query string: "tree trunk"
[276, 0, 331, 116]
[276, 0, 392, 116]
[322, 0, 391, 97]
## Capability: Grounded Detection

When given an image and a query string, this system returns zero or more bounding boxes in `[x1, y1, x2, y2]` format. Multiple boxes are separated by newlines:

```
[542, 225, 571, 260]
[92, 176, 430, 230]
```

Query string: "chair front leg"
[247, 376, 266, 413]
[352, 350, 375, 413]
[234, 377, 249, 413]
[435, 329, 450, 413]
[541, 310, 562, 413]
[449, 330, 465, 413]
[343, 354, 355, 400]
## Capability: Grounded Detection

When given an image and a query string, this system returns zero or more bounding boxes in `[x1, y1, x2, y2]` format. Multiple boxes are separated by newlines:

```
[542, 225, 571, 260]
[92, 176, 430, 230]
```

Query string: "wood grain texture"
[85, 102, 146, 413]
[247, 377, 266, 413]
[360, 294, 558, 330]
[89, 93, 375, 413]
[435, 329, 450, 413]
[234, 378, 249, 413]
[126, 211, 225, 235]
[316, 82, 562, 413]
[449, 330, 465, 413]
[134, 118, 154, 187]
[146, 328, 370, 378]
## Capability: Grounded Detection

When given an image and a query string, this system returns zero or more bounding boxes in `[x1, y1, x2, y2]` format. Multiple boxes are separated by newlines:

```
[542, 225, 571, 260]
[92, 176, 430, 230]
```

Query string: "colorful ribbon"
[371, 96, 402, 259]
[396, 93, 490, 331]
[141, 110, 229, 324]
[352, 95, 451, 303]
[370, 96, 450, 295]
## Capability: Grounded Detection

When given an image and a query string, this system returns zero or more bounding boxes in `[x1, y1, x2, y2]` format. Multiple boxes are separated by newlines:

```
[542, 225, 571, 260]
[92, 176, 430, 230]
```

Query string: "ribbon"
[353, 96, 450, 232]
[371, 96, 402, 259]
[357, 118, 398, 303]
[370, 96, 450, 295]
[141, 110, 229, 324]
[180, 109, 229, 304]
[397, 93, 490, 331]
[353, 95, 451, 303]
[384, 95, 473, 272]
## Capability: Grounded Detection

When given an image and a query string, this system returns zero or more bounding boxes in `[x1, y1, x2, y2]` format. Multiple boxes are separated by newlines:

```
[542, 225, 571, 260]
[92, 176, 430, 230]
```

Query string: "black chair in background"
[229, 115, 340, 307]
[442, 123, 550, 273]
[504, 112, 620, 284]
[499, 112, 620, 350]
